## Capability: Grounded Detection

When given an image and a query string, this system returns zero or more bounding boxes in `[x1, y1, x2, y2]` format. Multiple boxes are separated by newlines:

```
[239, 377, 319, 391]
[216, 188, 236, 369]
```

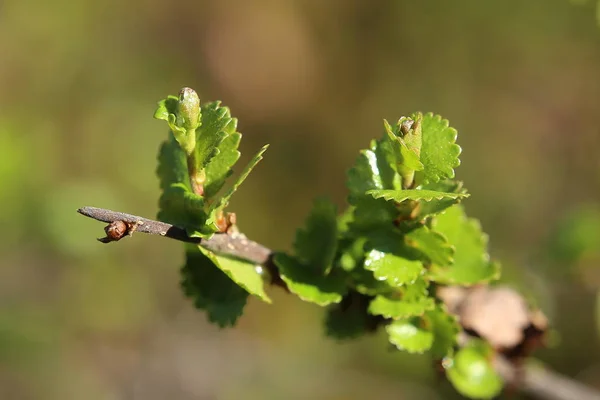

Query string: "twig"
[77, 206, 600, 400]
[77, 206, 270, 265]
[495, 356, 600, 400]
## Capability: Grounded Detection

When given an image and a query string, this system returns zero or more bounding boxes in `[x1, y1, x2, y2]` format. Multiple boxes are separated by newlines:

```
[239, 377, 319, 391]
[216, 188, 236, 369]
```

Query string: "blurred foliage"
[0, 0, 599, 398]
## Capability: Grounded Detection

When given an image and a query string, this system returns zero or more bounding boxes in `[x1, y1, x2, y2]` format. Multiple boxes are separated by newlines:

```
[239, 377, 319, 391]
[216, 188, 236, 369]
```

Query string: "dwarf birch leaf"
[180, 246, 248, 327]
[198, 247, 271, 303]
[386, 317, 434, 353]
[405, 226, 454, 266]
[445, 340, 503, 399]
[428, 205, 500, 285]
[273, 253, 347, 306]
[418, 113, 462, 184]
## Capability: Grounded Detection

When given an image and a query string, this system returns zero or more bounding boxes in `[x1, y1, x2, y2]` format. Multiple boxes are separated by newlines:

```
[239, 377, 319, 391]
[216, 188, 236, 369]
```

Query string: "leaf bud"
[176, 87, 202, 132]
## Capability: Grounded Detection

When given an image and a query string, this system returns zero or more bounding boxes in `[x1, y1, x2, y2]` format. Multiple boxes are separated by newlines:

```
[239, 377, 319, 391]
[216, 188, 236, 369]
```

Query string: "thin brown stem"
[77, 206, 270, 265]
[77, 205, 600, 400]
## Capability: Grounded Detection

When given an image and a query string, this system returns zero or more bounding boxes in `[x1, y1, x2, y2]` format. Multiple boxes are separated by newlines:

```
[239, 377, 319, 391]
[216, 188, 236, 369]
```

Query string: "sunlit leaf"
[203, 132, 242, 199]
[193, 101, 237, 169]
[368, 278, 434, 318]
[418, 180, 468, 217]
[386, 317, 433, 353]
[428, 205, 500, 284]
[367, 189, 468, 203]
[417, 113, 461, 184]
[405, 225, 454, 266]
[363, 230, 424, 287]
[445, 340, 503, 399]
[198, 247, 271, 303]
[274, 253, 347, 306]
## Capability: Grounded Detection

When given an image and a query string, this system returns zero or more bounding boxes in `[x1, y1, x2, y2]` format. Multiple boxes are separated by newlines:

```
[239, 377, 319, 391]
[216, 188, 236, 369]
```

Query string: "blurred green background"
[1, 0, 600, 399]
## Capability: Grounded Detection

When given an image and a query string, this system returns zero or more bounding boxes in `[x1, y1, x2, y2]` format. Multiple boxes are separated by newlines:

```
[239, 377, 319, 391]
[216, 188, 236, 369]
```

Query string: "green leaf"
[207, 144, 269, 228]
[157, 135, 189, 191]
[154, 95, 179, 122]
[351, 264, 394, 296]
[368, 189, 469, 203]
[445, 340, 503, 399]
[428, 205, 500, 285]
[156, 135, 207, 229]
[350, 197, 398, 232]
[180, 246, 248, 327]
[347, 146, 385, 203]
[417, 113, 462, 184]
[193, 101, 237, 169]
[427, 305, 460, 359]
[386, 317, 433, 353]
[158, 183, 206, 228]
[325, 293, 379, 340]
[347, 138, 398, 202]
[273, 253, 347, 306]
[198, 247, 271, 303]
[294, 198, 338, 275]
[368, 278, 434, 318]
[374, 135, 401, 190]
[203, 132, 242, 199]
[364, 249, 423, 287]
[154, 94, 197, 154]
[405, 226, 454, 266]
[418, 180, 468, 217]
[383, 119, 424, 173]
[362, 229, 425, 287]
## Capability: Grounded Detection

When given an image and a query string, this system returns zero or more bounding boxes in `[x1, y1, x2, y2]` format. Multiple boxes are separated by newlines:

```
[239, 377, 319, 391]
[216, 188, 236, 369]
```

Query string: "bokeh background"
[1, 0, 600, 399]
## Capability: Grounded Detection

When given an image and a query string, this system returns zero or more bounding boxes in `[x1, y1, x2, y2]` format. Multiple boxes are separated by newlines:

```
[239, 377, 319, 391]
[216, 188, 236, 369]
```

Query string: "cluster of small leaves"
[155, 89, 504, 398]
[273, 113, 501, 398]
[155, 88, 271, 327]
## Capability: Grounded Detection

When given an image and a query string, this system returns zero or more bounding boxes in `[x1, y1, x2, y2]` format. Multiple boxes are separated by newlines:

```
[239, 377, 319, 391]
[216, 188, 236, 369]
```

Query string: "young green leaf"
[158, 183, 206, 229]
[198, 247, 271, 303]
[193, 101, 237, 170]
[154, 95, 179, 122]
[383, 119, 424, 172]
[386, 317, 434, 353]
[364, 249, 423, 287]
[157, 135, 190, 191]
[181, 246, 248, 327]
[294, 198, 338, 275]
[363, 229, 426, 286]
[273, 253, 347, 306]
[383, 115, 425, 188]
[347, 146, 385, 203]
[350, 197, 398, 232]
[405, 226, 454, 266]
[347, 137, 399, 201]
[445, 340, 503, 399]
[367, 189, 469, 203]
[418, 180, 468, 217]
[417, 113, 462, 184]
[351, 264, 395, 296]
[154, 95, 191, 153]
[206, 144, 269, 229]
[368, 278, 434, 318]
[428, 205, 500, 285]
[203, 132, 242, 199]
[156, 136, 207, 228]
[427, 305, 461, 359]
